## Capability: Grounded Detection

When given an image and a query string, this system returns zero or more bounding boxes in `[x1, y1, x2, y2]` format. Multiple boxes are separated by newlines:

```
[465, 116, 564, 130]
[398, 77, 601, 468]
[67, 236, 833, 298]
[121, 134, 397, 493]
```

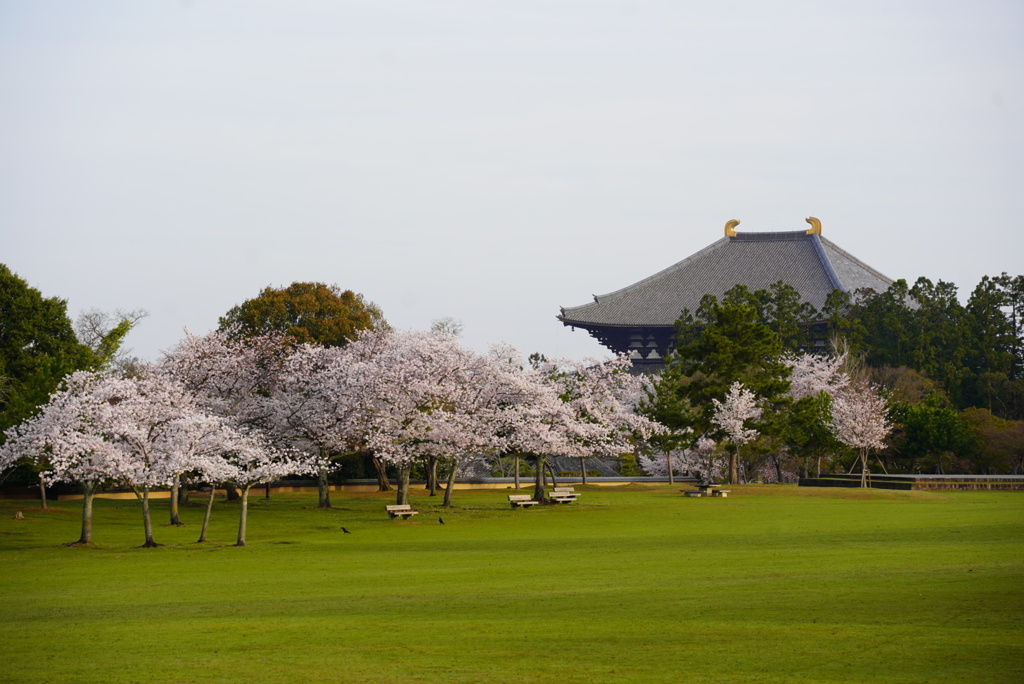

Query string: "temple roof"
[559, 228, 894, 328]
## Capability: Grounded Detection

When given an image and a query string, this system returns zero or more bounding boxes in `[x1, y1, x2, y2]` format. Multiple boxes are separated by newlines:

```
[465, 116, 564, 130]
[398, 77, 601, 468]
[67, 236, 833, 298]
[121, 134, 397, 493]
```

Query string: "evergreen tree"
[0, 265, 93, 438]
[646, 285, 791, 482]
[908, 277, 970, 405]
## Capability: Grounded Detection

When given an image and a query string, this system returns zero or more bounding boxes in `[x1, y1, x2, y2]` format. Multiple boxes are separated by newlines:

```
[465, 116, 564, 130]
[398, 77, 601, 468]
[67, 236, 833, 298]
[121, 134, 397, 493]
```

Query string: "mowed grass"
[0, 485, 1022, 683]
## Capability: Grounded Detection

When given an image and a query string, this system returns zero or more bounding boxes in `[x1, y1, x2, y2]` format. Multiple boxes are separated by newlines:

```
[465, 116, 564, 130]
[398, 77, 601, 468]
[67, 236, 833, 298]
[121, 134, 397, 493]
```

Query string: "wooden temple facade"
[557, 218, 895, 371]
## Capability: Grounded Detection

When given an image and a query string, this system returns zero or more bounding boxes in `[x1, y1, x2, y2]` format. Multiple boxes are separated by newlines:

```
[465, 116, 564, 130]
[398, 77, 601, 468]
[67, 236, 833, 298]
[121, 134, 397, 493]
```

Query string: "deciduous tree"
[219, 282, 386, 348]
[711, 382, 762, 484]
[828, 380, 892, 487]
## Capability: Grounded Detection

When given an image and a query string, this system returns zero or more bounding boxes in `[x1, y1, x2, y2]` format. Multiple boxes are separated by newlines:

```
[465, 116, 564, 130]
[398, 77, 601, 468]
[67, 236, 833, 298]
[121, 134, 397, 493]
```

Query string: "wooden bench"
[508, 495, 539, 508]
[549, 487, 579, 503]
[386, 504, 419, 520]
[682, 489, 731, 498]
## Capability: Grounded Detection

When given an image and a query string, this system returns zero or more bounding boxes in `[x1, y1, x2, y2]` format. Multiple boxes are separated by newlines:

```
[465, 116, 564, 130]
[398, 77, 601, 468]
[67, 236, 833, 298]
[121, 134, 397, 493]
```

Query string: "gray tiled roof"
[559, 231, 893, 327]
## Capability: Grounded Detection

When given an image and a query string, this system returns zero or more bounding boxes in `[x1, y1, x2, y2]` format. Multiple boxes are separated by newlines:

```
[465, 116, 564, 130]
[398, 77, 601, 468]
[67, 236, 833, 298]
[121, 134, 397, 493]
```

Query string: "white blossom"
[711, 382, 762, 447]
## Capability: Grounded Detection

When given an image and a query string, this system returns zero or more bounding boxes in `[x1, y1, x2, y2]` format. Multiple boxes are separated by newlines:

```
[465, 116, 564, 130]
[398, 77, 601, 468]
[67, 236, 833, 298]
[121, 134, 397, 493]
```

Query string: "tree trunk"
[68, 481, 95, 546]
[729, 447, 739, 485]
[371, 455, 392, 491]
[317, 458, 332, 508]
[134, 487, 159, 547]
[860, 448, 869, 488]
[426, 455, 438, 496]
[665, 450, 674, 485]
[442, 458, 459, 508]
[532, 455, 548, 503]
[225, 484, 240, 501]
[169, 477, 184, 526]
[546, 461, 558, 489]
[178, 479, 190, 506]
[396, 465, 410, 505]
[513, 454, 521, 490]
[38, 473, 47, 510]
[580, 457, 588, 485]
[235, 484, 253, 546]
[197, 485, 216, 543]
[774, 454, 783, 484]
[265, 481, 271, 499]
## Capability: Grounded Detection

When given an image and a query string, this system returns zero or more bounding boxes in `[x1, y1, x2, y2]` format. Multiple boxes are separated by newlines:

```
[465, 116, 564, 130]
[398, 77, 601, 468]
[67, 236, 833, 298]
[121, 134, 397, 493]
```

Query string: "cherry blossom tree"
[642, 427, 694, 484]
[784, 352, 849, 401]
[638, 433, 722, 482]
[354, 330, 511, 506]
[505, 354, 659, 501]
[266, 342, 377, 507]
[0, 371, 116, 545]
[689, 436, 722, 484]
[0, 369, 264, 547]
[160, 329, 289, 508]
[567, 356, 660, 483]
[711, 382, 763, 484]
[428, 343, 530, 507]
[160, 329, 287, 425]
[216, 428, 312, 546]
[829, 379, 893, 487]
[638, 445, 690, 479]
[80, 371, 271, 547]
[782, 351, 850, 478]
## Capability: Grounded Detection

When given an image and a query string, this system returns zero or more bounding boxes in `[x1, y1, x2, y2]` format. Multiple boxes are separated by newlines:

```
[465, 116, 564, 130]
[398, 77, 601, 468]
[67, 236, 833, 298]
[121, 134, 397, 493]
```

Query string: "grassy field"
[1, 484, 1022, 683]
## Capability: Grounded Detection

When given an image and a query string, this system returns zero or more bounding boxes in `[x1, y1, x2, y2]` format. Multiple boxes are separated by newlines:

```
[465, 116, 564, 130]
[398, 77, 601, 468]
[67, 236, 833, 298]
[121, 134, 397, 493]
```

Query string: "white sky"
[2, 0, 1022, 362]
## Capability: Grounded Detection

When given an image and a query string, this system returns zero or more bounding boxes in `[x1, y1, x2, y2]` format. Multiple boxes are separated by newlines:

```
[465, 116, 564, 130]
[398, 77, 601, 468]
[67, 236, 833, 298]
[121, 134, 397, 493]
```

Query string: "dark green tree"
[908, 277, 971, 405]
[989, 274, 1024, 418]
[886, 393, 974, 474]
[760, 281, 817, 352]
[646, 285, 791, 483]
[781, 393, 842, 479]
[0, 265, 93, 438]
[959, 407, 1024, 474]
[849, 280, 914, 368]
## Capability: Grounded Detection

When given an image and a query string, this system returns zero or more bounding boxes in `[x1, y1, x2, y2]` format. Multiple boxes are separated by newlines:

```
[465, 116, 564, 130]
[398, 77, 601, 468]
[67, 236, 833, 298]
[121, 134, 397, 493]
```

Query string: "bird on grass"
[438, 517, 445, 525]
[341, 527, 351, 534]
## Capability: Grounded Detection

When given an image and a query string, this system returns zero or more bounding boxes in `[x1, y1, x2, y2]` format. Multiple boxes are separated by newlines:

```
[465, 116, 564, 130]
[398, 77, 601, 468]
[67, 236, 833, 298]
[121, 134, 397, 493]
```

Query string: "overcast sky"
[2, 0, 1022, 362]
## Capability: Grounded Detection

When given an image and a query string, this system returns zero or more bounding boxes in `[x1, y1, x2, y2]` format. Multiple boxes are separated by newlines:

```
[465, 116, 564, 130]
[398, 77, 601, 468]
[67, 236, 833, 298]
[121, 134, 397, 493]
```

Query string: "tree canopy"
[649, 285, 792, 438]
[835, 274, 1024, 419]
[0, 265, 93, 437]
[218, 282, 387, 347]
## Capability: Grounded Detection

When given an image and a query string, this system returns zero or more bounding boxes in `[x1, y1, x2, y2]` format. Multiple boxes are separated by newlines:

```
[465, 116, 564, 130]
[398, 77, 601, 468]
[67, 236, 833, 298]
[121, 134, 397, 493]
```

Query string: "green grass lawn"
[1, 484, 1021, 683]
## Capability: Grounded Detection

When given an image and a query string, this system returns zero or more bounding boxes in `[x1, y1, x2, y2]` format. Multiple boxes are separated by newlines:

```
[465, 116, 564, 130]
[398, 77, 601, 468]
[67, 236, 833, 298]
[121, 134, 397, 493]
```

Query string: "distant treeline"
[652, 273, 1023, 477]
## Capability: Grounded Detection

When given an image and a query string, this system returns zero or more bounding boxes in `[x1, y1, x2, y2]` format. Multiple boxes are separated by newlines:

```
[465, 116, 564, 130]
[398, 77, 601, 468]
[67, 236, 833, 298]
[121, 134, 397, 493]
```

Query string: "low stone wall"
[4, 476, 691, 501]
[799, 474, 1024, 491]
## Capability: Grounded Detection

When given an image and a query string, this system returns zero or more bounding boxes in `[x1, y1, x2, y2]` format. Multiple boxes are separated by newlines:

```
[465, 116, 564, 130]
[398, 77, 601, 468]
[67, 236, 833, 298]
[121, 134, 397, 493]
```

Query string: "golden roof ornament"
[724, 219, 740, 237]
[805, 216, 822, 235]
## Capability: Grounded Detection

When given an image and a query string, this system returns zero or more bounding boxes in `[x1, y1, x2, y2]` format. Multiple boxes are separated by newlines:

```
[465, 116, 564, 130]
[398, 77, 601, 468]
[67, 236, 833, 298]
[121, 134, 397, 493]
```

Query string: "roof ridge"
[818, 235, 896, 288]
[810, 234, 845, 291]
[731, 230, 811, 241]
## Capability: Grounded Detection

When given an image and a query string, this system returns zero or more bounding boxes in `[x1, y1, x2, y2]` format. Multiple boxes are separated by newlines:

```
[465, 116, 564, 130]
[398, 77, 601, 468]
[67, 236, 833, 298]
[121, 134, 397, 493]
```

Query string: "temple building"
[558, 217, 895, 370]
